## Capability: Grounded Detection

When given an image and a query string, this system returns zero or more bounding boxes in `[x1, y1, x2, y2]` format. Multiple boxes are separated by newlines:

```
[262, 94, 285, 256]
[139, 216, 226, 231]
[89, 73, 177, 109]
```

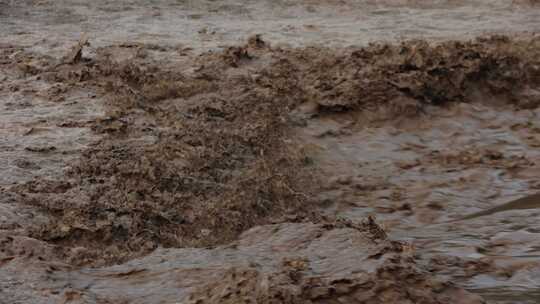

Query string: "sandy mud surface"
[1, 1, 540, 303]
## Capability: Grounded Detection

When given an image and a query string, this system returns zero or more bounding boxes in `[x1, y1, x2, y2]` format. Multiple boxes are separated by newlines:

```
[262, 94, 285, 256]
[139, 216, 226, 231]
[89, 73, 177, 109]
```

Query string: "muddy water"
[2, 0, 540, 57]
[1, 0, 539, 187]
[0, 68, 104, 186]
[300, 103, 540, 303]
[1, 1, 540, 303]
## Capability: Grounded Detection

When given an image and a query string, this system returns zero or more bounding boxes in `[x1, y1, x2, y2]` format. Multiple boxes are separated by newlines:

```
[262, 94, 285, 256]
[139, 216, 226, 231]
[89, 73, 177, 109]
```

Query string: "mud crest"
[1, 33, 540, 303]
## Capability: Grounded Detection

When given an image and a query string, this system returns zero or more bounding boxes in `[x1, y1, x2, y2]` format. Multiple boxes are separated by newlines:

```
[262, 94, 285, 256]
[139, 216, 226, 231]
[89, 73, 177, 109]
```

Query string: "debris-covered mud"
[2, 1, 540, 304]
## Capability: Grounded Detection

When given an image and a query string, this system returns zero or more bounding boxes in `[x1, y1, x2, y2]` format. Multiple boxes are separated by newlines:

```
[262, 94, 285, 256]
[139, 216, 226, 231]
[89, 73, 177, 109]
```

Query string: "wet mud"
[2, 1, 540, 304]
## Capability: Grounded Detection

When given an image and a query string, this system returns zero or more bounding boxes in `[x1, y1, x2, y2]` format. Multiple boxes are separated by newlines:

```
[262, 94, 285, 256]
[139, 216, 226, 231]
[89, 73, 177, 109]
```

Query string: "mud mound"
[4, 35, 540, 267]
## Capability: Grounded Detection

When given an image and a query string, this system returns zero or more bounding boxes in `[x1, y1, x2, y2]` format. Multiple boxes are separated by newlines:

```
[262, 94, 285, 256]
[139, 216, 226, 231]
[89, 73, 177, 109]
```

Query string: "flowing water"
[1, 1, 540, 303]
[298, 102, 540, 303]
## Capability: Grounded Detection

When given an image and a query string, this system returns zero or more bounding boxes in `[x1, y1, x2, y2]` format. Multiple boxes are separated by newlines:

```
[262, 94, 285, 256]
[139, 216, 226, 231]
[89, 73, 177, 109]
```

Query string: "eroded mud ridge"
[1, 35, 540, 303]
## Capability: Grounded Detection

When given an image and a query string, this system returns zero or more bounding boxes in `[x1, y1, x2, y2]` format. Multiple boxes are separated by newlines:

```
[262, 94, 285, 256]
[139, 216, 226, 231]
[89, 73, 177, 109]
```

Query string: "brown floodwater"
[1, 1, 540, 303]
[298, 102, 540, 303]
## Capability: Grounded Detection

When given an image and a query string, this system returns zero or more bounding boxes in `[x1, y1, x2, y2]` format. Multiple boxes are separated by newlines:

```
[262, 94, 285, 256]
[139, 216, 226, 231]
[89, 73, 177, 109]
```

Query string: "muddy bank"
[1, 34, 540, 303]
